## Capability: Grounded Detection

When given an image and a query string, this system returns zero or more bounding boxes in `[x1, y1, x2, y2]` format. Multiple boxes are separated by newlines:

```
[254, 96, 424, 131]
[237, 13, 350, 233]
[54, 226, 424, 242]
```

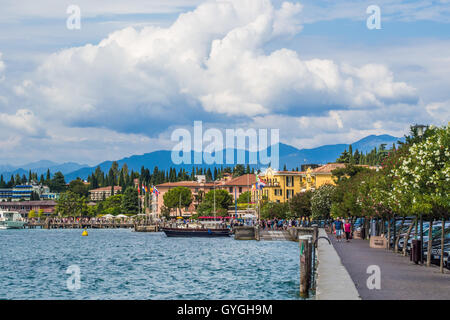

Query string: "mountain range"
[0, 134, 404, 182]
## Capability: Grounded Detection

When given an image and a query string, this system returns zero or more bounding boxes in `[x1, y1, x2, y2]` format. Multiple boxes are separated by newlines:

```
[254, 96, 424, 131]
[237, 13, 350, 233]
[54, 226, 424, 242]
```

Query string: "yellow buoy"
[82, 229, 88, 236]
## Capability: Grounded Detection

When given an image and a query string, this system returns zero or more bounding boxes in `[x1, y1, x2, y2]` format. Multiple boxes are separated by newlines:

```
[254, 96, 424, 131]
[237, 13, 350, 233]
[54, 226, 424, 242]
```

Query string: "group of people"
[258, 218, 315, 230]
[332, 217, 352, 242]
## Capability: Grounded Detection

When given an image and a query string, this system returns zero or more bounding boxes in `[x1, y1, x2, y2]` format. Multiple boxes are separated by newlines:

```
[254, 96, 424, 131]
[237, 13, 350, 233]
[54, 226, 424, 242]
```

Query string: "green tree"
[30, 191, 40, 201]
[237, 191, 251, 204]
[261, 202, 289, 220]
[50, 171, 66, 193]
[56, 191, 88, 217]
[163, 187, 193, 216]
[390, 125, 449, 270]
[28, 210, 36, 219]
[101, 194, 123, 216]
[288, 191, 313, 219]
[68, 179, 89, 197]
[197, 189, 233, 216]
[122, 186, 139, 214]
[232, 164, 245, 177]
[311, 184, 336, 220]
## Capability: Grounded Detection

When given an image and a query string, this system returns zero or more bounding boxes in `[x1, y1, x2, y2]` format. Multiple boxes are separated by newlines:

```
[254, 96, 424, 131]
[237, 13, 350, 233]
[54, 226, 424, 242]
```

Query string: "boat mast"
[179, 192, 181, 217]
[213, 179, 216, 218]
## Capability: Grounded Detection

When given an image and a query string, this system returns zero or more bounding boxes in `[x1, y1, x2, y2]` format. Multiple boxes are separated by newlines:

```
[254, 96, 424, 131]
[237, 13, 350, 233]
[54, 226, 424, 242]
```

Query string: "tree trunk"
[364, 217, 370, 240]
[403, 218, 416, 256]
[427, 218, 433, 267]
[395, 217, 405, 253]
[440, 217, 445, 273]
[387, 216, 391, 250]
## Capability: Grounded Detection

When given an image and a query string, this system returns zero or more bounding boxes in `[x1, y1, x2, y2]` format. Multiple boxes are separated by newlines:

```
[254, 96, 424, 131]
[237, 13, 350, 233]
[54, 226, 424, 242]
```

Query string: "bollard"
[299, 235, 313, 297]
[254, 226, 260, 241]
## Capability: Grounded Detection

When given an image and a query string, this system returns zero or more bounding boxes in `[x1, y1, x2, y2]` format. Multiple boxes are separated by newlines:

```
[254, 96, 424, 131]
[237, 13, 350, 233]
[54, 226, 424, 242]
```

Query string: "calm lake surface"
[0, 229, 300, 299]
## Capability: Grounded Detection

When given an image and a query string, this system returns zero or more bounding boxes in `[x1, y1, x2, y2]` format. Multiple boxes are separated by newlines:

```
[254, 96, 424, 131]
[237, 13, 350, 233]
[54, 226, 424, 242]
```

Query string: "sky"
[0, 0, 449, 166]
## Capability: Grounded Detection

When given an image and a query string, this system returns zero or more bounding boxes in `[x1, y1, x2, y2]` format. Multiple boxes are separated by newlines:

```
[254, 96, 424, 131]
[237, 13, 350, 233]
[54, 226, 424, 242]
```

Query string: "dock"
[24, 221, 158, 231]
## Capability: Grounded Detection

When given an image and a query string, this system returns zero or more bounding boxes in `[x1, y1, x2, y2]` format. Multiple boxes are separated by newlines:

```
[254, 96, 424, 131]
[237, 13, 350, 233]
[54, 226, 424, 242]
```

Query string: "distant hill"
[0, 134, 403, 181]
[63, 134, 404, 181]
[0, 161, 88, 179]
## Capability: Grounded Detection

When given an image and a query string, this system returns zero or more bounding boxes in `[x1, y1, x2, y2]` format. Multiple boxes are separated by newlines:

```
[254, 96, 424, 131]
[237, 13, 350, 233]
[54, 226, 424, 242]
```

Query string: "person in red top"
[344, 220, 352, 242]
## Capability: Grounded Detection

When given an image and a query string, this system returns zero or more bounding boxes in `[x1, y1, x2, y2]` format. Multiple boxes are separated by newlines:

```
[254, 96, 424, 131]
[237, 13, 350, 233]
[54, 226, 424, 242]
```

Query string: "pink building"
[155, 174, 256, 217]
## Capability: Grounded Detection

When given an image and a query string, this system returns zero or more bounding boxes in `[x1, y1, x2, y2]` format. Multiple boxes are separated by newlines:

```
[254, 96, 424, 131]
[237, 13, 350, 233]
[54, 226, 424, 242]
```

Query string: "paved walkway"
[329, 232, 450, 300]
[316, 229, 360, 300]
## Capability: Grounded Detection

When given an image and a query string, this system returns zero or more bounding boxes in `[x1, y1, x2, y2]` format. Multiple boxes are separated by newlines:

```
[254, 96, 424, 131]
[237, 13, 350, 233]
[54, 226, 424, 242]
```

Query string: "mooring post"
[254, 226, 260, 241]
[299, 235, 312, 297]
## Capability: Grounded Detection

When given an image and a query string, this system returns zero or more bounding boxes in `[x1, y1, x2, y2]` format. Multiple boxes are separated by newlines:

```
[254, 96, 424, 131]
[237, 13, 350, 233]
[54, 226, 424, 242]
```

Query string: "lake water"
[0, 229, 300, 299]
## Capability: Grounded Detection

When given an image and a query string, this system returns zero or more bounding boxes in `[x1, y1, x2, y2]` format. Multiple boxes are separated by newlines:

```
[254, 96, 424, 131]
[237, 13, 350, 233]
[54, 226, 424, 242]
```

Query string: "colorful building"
[255, 168, 303, 203]
[256, 163, 379, 203]
[155, 174, 256, 217]
[0, 184, 58, 201]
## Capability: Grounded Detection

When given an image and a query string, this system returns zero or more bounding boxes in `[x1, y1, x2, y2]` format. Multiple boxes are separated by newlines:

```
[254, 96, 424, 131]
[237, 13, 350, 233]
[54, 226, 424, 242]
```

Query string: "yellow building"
[257, 168, 303, 203]
[255, 163, 379, 203]
[255, 163, 349, 203]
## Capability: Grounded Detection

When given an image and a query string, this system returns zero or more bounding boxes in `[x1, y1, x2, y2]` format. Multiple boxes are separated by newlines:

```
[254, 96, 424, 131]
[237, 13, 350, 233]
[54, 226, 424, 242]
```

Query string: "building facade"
[0, 200, 57, 217]
[0, 184, 58, 202]
[256, 163, 379, 203]
[154, 174, 256, 217]
[89, 186, 122, 201]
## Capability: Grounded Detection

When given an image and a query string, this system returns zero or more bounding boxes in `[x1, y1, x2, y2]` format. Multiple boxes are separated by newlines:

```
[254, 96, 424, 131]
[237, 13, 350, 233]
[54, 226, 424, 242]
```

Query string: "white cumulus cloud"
[16, 0, 417, 137]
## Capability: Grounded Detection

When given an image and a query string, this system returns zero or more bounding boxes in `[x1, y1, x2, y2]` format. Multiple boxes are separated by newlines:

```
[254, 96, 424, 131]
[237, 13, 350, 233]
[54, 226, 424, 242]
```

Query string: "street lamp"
[412, 124, 427, 137]
[412, 124, 427, 263]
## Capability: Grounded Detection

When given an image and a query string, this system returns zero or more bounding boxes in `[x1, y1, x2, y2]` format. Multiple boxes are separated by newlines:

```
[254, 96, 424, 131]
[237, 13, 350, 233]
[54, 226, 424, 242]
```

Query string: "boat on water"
[161, 220, 231, 237]
[161, 227, 231, 237]
[0, 210, 26, 229]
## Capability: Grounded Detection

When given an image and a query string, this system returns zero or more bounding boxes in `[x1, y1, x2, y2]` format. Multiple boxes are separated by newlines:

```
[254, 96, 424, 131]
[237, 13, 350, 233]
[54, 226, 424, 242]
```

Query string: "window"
[239, 187, 242, 193]
[286, 189, 294, 199]
[229, 187, 233, 193]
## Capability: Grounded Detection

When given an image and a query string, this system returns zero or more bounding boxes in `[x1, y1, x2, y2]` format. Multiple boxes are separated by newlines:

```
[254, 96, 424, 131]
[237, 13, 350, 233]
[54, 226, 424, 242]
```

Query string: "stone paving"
[329, 232, 450, 300]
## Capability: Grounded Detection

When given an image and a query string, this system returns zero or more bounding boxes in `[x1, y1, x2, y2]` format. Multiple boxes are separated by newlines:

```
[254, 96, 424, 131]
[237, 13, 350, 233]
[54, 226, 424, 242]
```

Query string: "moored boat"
[0, 210, 26, 229]
[161, 227, 230, 237]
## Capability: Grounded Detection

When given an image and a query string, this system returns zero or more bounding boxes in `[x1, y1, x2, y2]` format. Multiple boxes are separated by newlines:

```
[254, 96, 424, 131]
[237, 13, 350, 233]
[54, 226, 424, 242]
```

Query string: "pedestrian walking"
[333, 217, 343, 242]
[344, 219, 352, 242]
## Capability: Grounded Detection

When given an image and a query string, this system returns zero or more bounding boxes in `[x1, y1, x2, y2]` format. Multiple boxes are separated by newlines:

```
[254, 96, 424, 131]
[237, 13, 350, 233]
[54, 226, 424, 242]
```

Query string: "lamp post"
[412, 124, 427, 263]
[412, 124, 427, 138]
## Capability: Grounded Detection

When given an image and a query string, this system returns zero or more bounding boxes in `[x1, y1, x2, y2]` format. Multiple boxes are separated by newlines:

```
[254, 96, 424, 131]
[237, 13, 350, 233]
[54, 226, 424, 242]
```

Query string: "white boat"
[0, 210, 26, 229]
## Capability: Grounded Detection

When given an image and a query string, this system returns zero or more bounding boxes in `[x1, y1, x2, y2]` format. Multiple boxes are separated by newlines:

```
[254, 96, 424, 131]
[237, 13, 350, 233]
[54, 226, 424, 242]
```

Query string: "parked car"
[423, 242, 450, 266]
[403, 222, 450, 253]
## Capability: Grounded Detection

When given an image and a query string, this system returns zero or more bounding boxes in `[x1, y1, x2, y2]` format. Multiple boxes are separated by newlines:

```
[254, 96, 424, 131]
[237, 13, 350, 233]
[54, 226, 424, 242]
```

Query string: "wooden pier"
[24, 221, 158, 231]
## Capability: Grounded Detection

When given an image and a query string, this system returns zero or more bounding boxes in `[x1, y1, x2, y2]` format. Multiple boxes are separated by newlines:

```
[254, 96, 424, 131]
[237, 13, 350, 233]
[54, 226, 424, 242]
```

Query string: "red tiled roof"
[273, 171, 304, 175]
[311, 163, 379, 174]
[311, 163, 346, 174]
[90, 186, 122, 192]
[221, 174, 256, 186]
[156, 181, 215, 188]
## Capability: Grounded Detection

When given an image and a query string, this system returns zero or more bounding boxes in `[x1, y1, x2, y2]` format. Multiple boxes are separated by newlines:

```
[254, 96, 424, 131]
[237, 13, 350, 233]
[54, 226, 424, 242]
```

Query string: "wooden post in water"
[299, 235, 312, 297]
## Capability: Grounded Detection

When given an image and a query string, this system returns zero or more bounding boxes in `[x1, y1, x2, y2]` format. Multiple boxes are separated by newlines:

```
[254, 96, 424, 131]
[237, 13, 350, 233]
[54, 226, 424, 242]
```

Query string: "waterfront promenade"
[329, 233, 450, 300]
